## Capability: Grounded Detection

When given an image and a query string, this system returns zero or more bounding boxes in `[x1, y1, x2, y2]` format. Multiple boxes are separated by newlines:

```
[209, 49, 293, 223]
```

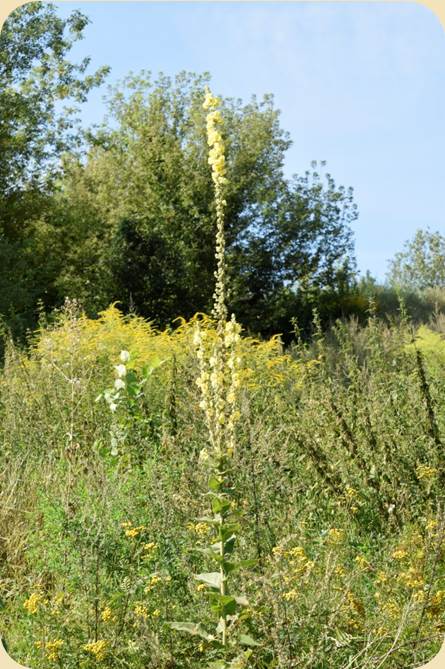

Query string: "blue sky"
[53, 1, 445, 281]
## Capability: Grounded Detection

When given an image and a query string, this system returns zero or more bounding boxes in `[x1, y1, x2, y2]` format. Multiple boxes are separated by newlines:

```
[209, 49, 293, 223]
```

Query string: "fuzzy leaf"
[195, 572, 222, 589]
[169, 621, 214, 641]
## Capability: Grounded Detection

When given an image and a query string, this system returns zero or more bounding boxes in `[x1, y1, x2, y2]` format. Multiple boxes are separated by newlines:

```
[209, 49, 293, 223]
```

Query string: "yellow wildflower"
[134, 603, 148, 620]
[101, 606, 113, 622]
[23, 592, 42, 615]
[392, 548, 408, 560]
[45, 640, 64, 662]
[327, 528, 345, 545]
[416, 464, 438, 481]
[355, 555, 371, 571]
[144, 574, 162, 593]
[125, 525, 144, 538]
[187, 522, 210, 538]
[283, 589, 298, 602]
[399, 567, 424, 589]
[83, 639, 108, 662]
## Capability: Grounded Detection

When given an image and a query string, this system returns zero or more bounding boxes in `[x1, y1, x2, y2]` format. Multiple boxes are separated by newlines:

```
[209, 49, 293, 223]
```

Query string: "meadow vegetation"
[1, 302, 445, 668]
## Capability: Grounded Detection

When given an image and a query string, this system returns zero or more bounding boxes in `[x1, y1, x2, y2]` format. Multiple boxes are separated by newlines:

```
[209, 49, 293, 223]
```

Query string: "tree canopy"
[387, 229, 445, 291]
[54, 72, 358, 336]
[0, 1, 108, 336]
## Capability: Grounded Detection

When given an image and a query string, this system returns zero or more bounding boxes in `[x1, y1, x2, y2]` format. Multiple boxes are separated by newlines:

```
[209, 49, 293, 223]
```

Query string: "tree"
[387, 229, 445, 291]
[0, 1, 108, 337]
[57, 72, 358, 336]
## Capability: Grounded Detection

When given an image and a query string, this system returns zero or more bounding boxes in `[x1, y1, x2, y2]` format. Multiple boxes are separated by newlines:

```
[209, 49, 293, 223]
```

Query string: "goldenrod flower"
[45, 640, 64, 662]
[23, 592, 42, 615]
[134, 603, 148, 620]
[283, 589, 298, 602]
[83, 639, 108, 662]
[327, 528, 345, 545]
[416, 464, 438, 481]
[392, 548, 408, 560]
[101, 606, 113, 622]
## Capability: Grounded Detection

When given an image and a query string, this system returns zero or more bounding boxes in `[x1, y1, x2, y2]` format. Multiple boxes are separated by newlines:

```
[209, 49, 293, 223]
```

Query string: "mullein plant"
[170, 89, 258, 667]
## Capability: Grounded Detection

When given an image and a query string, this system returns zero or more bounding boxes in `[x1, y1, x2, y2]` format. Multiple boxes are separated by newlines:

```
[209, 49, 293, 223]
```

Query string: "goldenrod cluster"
[416, 463, 438, 481]
[83, 639, 108, 661]
[23, 592, 43, 615]
[35, 639, 64, 662]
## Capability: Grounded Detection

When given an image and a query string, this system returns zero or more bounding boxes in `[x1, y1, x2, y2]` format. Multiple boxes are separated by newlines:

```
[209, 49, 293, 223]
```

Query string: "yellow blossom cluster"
[35, 639, 64, 662]
[23, 592, 44, 614]
[121, 521, 146, 538]
[83, 639, 108, 662]
[398, 566, 424, 589]
[355, 555, 371, 571]
[101, 606, 115, 623]
[391, 548, 408, 560]
[187, 521, 211, 538]
[416, 463, 438, 481]
[144, 572, 170, 593]
[134, 603, 148, 620]
[327, 528, 345, 545]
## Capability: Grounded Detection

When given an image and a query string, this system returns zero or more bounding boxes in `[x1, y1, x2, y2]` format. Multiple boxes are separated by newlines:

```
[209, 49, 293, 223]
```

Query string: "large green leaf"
[195, 571, 222, 589]
[169, 621, 215, 641]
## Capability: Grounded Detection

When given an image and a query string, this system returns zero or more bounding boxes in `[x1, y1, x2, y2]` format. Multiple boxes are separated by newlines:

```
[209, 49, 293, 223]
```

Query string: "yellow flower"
[327, 528, 345, 544]
[272, 545, 285, 558]
[355, 555, 371, 571]
[125, 525, 144, 538]
[392, 548, 408, 560]
[283, 589, 298, 602]
[151, 608, 161, 618]
[45, 640, 64, 662]
[134, 603, 148, 620]
[382, 600, 400, 618]
[345, 486, 357, 500]
[143, 541, 158, 553]
[399, 567, 424, 589]
[23, 592, 42, 614]
[196, 583, 207, 592]
[187, 522, 210, 538]
[144, 574, 162, 593]
[101, 606, 113, 622]
[416, 464, 438, 481]
[84, 639, 108, 662]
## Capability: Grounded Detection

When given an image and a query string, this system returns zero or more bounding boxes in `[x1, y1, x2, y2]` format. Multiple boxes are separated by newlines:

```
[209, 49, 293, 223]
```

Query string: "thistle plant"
[171, 88, 256, 667]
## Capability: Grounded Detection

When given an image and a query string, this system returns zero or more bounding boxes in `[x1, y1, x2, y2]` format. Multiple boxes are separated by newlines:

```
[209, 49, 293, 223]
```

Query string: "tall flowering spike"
[203, 86, 228, 328]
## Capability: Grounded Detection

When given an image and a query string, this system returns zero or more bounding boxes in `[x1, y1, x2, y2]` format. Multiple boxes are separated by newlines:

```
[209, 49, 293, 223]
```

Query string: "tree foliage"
[387, 229, 445, 291]
[0, 1, 108, 337]
[56, 72, 358, 336]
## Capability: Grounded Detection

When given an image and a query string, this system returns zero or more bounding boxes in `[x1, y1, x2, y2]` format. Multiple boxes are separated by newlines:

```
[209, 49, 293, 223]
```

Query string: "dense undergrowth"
[0, 302, 445, 668]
